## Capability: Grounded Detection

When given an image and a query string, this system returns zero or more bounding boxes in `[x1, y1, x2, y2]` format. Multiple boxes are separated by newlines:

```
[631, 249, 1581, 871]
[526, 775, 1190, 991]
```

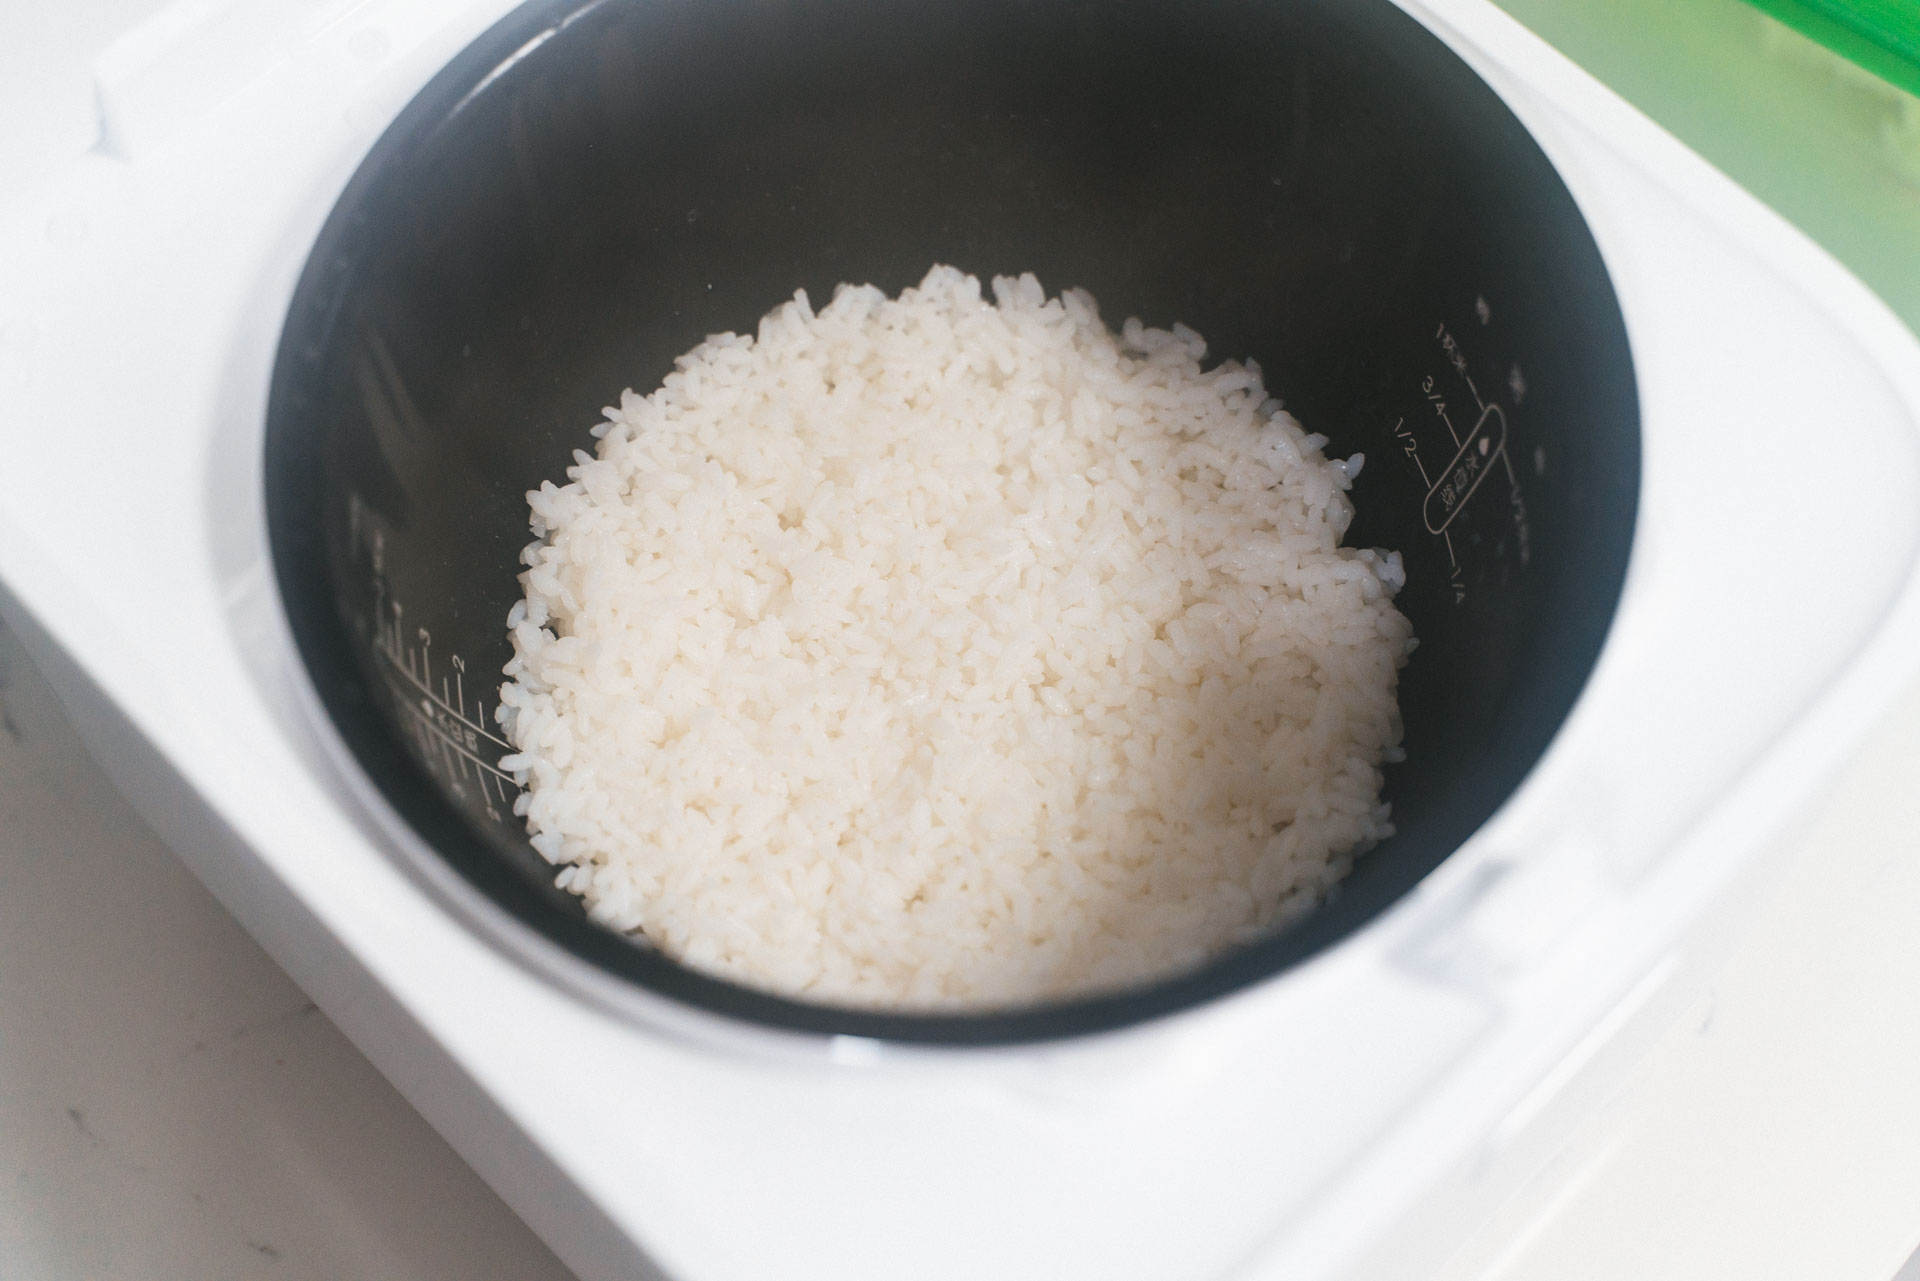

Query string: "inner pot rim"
[262, 0, 1642, 1047]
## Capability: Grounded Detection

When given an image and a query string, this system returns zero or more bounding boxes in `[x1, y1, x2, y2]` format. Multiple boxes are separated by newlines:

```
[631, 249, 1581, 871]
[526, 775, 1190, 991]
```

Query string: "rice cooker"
[3, 0, 1919, 1278]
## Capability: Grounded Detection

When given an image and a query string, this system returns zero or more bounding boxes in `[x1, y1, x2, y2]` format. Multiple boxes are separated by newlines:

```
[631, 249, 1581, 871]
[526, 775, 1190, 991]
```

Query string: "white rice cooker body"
[2, 2, 1919, 1279]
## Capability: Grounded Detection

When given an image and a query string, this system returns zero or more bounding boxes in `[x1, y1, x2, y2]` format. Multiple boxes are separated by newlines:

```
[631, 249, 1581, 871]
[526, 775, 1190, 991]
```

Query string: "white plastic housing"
[1, 2, 1918, 1279]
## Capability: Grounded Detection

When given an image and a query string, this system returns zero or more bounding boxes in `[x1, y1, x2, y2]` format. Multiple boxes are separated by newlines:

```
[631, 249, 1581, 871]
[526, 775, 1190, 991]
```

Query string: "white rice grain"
[498, 265, 1412, 1009]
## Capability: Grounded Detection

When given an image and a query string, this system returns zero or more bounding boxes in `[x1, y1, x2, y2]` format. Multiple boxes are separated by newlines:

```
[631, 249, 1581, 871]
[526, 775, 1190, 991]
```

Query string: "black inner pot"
[265, 0, 1639, 1043]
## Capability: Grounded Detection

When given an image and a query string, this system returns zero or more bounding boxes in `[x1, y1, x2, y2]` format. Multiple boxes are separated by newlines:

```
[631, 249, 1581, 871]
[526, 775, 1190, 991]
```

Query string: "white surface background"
[0, 619, 574, 1280]
[5, 2, 1920, 1278]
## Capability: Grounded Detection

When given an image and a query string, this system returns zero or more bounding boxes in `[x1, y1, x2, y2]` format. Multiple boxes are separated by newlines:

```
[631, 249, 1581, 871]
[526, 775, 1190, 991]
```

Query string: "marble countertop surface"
[0, 618, 576, 1280]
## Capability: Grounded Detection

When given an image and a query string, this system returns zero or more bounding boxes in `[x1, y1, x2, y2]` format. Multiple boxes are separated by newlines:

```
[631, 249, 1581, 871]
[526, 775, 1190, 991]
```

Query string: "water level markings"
[371, 587, 519, 816]
[1395, 315, 1535, 603]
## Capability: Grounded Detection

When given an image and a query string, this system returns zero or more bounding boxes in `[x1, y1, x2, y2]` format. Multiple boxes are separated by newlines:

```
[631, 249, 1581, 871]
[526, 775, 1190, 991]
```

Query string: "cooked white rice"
[496, 265, 1412, 1009]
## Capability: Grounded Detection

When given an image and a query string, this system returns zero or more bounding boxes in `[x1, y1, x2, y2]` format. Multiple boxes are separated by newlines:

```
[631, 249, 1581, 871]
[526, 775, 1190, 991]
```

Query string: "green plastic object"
[1740, 0, 1920, 98]
[1490, 0, 1920, 337]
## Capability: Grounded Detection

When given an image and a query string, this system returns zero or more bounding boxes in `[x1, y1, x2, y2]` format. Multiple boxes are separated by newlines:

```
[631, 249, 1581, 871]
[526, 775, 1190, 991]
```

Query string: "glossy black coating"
[265, 0, 1640, 1043]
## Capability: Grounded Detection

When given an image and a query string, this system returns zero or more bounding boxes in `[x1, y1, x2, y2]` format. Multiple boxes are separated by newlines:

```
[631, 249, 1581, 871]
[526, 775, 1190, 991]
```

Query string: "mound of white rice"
[497, 265, 1413, 1009]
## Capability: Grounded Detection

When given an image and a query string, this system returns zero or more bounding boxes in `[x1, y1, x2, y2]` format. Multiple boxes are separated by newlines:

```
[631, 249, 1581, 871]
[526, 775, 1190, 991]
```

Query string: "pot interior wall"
[266, 0, 1640, 1042]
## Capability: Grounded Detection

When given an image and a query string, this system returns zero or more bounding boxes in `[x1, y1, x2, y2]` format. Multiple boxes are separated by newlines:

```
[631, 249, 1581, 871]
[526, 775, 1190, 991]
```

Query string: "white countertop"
[0, 618, 574, 1280]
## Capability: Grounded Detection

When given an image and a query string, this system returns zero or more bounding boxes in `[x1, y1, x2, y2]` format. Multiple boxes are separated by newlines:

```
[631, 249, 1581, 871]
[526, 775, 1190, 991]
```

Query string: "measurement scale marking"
[437, 734, 463, 790]
[377, 644, 512, 751]
[1395, 418, 1435, 490]
[406, 717, 438, 772]
[396, 697, 518, 785]
[1411, 316, 1534, 600]
[1422, 403, 1507, 535]
[443, 737, 499, 817]
[1463, 372, 1486, 413]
